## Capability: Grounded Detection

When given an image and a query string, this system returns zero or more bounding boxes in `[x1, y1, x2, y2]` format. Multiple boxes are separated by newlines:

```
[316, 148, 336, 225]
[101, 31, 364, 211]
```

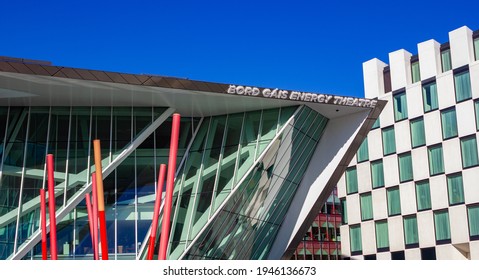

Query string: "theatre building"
[338, 26, 479, 260]
[0, 57, 383, 260]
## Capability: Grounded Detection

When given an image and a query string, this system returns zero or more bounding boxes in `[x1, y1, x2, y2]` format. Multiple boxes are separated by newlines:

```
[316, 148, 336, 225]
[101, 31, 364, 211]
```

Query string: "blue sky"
[1, 1, 478, 97]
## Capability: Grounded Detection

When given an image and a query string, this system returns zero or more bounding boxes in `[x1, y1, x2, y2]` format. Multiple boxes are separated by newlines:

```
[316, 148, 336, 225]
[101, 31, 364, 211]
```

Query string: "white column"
[363, 58, 388, 98]
[449, 26, 474, 69]
[389, 49, 412, 91]
[418, 39, 441, 80]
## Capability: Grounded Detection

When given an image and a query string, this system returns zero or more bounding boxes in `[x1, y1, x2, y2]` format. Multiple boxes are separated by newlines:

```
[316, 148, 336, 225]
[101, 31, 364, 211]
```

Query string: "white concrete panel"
[430, 175, 448, 210]
[376, 252, 391, 260]
[372, 188, 388, 221]
[347, 194, 361, 225]
[424, 110, 442, 146]
[449, 205, 469, 244]
[395, 119, 411, 154]
[399, 182, 417, 216]
[363, 58, 388, 99]
[418, 39, 441, 80]
[436, 244, 468, 260]
[368, 129, 383, 161]
[337, 175, 346, 198]
[349, 152, 357, 166]
[456, 100, 476, 137]
[471, 62, 479, 99]
[406, 83, 423, 119]
[412, 147, 429, 181]
[463, 167, 479, 204]
[449, 26, 474, 69]
[357, 162, 372, 194]
[379, 94, 394, 127]
[389, 49, 413, 91]
[350, 255, 364, 260]
[340, 225, 351, 257]
[383, 154, 399, 187]
[388, 216, 405, 251]
[361, 221, 376, 255]
[470, 241, 479, 260]
[442, 138, 462, 175]
[404, 248, 421, 260]
[417, 211, 435, 248]
[436, 72, 456, 110]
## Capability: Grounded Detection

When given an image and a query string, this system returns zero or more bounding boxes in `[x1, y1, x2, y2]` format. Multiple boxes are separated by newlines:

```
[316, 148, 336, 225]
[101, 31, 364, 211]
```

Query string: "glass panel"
[350, 225, 362, 253]
[398, 153, 413, 182]
[475, 37, 479, 61]
[441, 49, 452, 72]
[387, 187, 401, 216]
[454, 71, 472, 102]
[234, 111, 261, 184]
[410, 118, 425, 148]
[461, 136, 479, 168]
[468, 205, 479, 237]
[422, 82, 438, 112]
[256, 108, 279, 158]
[475, 100, 479, 131]
[447, 173, 464, 205]
[411, 61, 421, 83]
[360, 193, 373, 221]
[428, 145, 444, 176]
[341, 199, 347, 224]
[372, 118, 380, 130]
[434, 211, 451, 242]
[375, 221, 389, 249]
[371, 160, 384, 188]
[416, 180, 431, 211]
[441, 108, 458, 139]
[393, 92, 408, 121]
[382, 126, 396, 155]
[403, 216, 419, 245]
[356, 137, 368, 163]
[345, 167, 358, 194]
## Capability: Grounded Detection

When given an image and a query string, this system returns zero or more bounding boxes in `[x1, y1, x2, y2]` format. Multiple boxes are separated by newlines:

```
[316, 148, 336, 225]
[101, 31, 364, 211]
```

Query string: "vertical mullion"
[232, 113, 246, 187]
[0, 106, 10, 182]
[254, 110, 264, 160]
[63, 107, 72, 206]
[13, 106, 31, 254]
[109, 106, 113, 164]
[86, 107, 93, 186]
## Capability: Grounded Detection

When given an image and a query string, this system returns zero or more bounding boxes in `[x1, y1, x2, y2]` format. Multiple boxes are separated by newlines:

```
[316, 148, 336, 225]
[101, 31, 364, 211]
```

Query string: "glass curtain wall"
[0, 106, 200, 260]
[180, 106, 328, 260]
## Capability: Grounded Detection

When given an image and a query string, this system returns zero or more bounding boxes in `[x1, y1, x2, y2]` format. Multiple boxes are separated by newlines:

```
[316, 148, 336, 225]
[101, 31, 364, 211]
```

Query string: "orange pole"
[91, 173, 99, 260]
[147, 164, 167, 260]
[93, 139, 108, 260]
[40, 189, 47, 260]
[85, 193, 95, 259]
[46, 154, 58, 260]
[158, 113, 181, 260]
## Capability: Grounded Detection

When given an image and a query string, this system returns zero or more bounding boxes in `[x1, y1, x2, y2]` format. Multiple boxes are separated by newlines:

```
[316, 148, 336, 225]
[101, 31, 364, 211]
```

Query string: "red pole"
[46, 154, 58, 260]
[158, 113, 181, 260]
[85, 193, 95, 259]
[40, 189, 47, 260]
[93, 140, 109, 260]
[92, 173, 99, 260]
[147, 164, 167, 260]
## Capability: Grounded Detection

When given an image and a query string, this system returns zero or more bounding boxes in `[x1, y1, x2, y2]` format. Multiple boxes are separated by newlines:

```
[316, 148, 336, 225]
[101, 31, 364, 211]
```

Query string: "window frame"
[403, 215, 419, 249]
[393, 90, 408, 122]
[410, 117, 426, 148]
[440, 106, 458, 140]
[453, 67, 472, 103]
[387, 186, 401, 217]
[427, 144, 445, 176]
[460, 135, 479, 169]
[421, 78, 438, 113]
[446, 172, 465, 206]
[415, 180, 432, 212]
[398, 152, 413, 183]
[382, 125, 396, 156]
[370, 159, 385, 189]
[433, 209, 451, 245]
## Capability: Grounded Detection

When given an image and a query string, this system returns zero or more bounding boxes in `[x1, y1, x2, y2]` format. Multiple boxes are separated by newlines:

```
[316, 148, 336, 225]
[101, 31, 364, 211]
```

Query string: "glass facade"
[371, 160, 384, 189]
[441, 49, 452, 72]
[403, 216, 419, 246]
[447, 173, 464, 205]
[375, 220, 389, 250]
[349, 225, 362, 254]
[454, 71, 472, 102]
[434, 210, 451, 243]
[360, 193, 373, 221]
[441, 108, 458, 140]
[411, 61, 421, 83]
[428, 145, 444, 176]
[181, 106, 329, 260]
[410, 117, 425, 148]
[422, 82, 438, 113]
[468, 205, 479, 238]
[393, 92, 408, 121]
[416, 180, 431, 211]
[460, 136, 479, 168]
[0, 106, 200, 260]
[346, 167, 358, 194]
[387, 187, 401, 216]
[382, 126, 396, 156]
[356, 137, 369, 163]
[398, 153, 413, 182]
